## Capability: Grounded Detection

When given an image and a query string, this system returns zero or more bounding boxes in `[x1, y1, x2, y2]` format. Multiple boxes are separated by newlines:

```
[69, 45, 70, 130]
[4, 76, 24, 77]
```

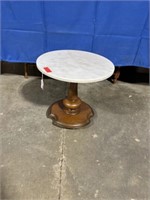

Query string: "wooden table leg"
[111, 67, 121, 83]
[24, 63, 28, 78]
[47, 83, 94, 129]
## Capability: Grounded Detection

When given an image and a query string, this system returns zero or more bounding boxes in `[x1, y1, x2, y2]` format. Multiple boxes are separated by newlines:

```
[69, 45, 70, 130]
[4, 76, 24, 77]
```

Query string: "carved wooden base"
[46, 82, 94, 129]
[47, 99, 94, 129]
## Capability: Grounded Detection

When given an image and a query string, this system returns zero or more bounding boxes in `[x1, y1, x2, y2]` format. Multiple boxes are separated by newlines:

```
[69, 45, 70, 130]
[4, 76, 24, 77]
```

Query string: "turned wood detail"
[47, 82, 94, 129]
[63, 83, 82, 115]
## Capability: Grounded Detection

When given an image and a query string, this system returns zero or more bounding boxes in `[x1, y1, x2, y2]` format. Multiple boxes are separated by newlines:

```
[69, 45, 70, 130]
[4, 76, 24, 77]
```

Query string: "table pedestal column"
[47, 83, 94, 129]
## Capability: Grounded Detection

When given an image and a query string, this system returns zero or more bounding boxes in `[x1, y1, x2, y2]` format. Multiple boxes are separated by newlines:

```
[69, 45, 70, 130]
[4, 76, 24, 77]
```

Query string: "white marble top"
[36, 50, 115, 83]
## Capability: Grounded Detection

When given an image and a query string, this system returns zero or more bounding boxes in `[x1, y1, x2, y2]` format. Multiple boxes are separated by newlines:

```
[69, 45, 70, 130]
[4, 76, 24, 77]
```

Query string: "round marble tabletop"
[36, 50, 115, 83]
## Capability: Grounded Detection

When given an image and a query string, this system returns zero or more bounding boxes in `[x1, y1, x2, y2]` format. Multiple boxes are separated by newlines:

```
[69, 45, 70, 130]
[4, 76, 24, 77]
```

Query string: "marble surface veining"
[36, 50, 115, 83]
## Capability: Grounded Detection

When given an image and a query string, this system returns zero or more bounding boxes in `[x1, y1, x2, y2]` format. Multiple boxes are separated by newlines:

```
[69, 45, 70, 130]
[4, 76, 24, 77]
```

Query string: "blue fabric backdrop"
[1, 1, 149, 68]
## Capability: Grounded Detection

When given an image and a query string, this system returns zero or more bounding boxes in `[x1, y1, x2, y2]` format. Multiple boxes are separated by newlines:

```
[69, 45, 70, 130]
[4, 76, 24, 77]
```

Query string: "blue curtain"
[1, 1, 149, 68]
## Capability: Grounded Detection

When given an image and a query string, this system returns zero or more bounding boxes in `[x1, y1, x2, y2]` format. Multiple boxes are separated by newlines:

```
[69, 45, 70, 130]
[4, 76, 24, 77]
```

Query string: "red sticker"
[43, 67, 52, 73]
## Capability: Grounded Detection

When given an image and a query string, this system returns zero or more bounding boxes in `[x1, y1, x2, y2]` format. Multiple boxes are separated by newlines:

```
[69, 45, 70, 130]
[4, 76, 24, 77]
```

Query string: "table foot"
[47, 100, 94, 129]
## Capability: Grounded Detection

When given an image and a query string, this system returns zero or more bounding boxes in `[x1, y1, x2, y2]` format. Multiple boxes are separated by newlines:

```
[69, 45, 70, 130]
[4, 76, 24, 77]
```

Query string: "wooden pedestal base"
[47, 83, 94, 129]
[47, 100, 94, 129]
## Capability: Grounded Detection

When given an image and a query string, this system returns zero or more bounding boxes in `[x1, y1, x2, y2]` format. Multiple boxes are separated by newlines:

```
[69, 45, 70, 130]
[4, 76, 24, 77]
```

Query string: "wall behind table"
[1, 1, 149, 68]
